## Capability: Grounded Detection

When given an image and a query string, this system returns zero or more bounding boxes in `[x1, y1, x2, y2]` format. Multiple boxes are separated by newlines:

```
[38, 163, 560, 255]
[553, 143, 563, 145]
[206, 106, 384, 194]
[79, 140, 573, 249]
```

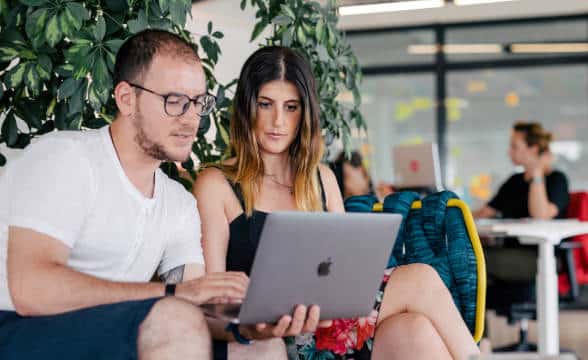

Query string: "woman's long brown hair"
[218, 46, 324, 216]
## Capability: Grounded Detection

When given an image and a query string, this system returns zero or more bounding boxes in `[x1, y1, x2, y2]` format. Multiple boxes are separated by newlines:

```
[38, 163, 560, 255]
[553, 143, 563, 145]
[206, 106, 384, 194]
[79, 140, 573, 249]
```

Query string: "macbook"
[201, 211, 401, 325]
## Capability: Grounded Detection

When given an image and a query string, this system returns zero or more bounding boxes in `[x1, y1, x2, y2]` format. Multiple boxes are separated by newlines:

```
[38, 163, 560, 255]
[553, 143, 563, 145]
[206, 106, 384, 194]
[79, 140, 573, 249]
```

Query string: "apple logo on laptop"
[317, 258, 332, 277]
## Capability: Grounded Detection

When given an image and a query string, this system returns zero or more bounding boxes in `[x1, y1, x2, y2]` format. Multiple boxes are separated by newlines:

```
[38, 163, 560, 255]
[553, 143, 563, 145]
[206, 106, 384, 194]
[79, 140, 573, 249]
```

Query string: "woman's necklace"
[264, 174, 294, 194]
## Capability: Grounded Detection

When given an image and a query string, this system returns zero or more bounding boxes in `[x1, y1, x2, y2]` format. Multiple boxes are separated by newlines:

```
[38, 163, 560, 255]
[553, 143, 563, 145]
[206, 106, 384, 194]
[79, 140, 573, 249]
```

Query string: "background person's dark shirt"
[488, 170, 570, 219]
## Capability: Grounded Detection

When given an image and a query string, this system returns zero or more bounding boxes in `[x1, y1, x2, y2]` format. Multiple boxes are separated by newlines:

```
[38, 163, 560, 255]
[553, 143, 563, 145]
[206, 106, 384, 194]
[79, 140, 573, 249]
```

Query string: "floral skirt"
[286, 268, 395, 360]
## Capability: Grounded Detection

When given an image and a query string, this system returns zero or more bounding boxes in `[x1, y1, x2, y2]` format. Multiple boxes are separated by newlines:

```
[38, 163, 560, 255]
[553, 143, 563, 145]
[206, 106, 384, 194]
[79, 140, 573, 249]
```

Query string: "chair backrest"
[345, 190, 487, 343]
[560, 192, 588, 291]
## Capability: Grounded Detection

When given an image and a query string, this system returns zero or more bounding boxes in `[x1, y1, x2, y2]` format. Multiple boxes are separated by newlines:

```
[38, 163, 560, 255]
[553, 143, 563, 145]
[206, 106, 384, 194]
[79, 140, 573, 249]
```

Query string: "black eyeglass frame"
[128, 82, 216, 117]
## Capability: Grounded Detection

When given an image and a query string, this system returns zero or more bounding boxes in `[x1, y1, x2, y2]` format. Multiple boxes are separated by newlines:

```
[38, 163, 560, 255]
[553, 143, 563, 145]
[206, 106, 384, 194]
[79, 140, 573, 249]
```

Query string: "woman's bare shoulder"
[193, 165, 232, 198]
[318, 163, 337, 184]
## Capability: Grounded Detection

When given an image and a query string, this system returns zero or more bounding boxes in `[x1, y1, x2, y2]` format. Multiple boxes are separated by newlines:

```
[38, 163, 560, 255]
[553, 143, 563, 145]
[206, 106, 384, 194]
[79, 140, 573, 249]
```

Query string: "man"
[0, 30, 291, 359]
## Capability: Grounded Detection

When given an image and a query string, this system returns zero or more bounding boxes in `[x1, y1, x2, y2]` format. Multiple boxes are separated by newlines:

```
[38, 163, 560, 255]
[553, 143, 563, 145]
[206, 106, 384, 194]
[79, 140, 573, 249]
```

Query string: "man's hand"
[239, 305, 332, 340]
[175, 271, 249, 305]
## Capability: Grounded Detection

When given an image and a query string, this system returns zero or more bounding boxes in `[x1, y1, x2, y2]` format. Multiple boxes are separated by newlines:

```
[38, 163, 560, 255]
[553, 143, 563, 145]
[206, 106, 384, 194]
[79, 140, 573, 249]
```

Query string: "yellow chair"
[345, 191, 486, 342]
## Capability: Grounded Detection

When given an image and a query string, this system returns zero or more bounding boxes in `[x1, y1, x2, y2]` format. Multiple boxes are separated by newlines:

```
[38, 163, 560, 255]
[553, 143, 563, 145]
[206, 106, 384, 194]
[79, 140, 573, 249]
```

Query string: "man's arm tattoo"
[160, 265, 185, 284]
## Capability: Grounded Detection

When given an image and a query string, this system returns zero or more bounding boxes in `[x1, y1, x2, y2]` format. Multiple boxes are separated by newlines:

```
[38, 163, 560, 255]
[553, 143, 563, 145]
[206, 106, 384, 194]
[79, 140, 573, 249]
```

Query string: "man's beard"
[133, 110, 181, 162]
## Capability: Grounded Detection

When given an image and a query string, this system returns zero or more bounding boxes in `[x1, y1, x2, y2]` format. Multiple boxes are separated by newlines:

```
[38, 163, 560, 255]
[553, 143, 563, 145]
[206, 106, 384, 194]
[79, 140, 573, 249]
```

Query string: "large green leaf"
[105, 39, 124, 54]
[65, 2, 89, 21]
[24, 63, 40, 95]
[200, 36, 218, 64]
[1, 111, 18, 147]
[58, 11, 71, 37]
[92, 55, 110, 89]
[88, 83, 102, 111]
[169, 0, 187, 27]
[17, 102, 42, 129]
[58, 77, 82, 100]
[158, 0, 168, 12]
[281, 28, 292, 47]
[273, 15, 292, 26]
[67, 112, 83, 130]
[45, 14, 62, 47]
[68, 84, 84, 114]
[280, 4, 296, 20]
[104, 49, 116, 73]
[250, 18, 268, 42]
[53, 102, 67, 130]
[25, 8, 48, 42]
[93, 16, 106, 42]
[0, 46, 18, 62]
[6, 63, 26, 88]
[128, 10, 148, 33]
[37, 54, 52, 79]
[0, 152, 6, 167]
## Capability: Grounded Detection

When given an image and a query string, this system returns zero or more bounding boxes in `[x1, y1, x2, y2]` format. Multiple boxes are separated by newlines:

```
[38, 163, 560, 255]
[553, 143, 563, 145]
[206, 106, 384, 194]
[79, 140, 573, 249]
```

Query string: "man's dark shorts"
[0, 298, 160, 360]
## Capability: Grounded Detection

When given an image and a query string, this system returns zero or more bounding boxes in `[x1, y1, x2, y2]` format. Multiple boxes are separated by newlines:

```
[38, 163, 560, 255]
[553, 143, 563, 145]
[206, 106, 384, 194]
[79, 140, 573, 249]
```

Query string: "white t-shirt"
[0, 126, 204, 311]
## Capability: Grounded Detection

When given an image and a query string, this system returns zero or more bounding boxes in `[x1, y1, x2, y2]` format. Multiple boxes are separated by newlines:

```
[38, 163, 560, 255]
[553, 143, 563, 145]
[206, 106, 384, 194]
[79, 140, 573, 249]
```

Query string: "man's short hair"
[113, 29, 200, 87]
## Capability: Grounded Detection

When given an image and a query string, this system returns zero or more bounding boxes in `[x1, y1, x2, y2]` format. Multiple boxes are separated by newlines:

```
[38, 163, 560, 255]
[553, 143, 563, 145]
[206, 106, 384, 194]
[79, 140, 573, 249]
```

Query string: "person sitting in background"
[193, 45, 479, 360]
[474, 121, 570, 327]
[475, 121, 569, 220]
[330, 151, 374, 199]
[330, 151, 393, 200]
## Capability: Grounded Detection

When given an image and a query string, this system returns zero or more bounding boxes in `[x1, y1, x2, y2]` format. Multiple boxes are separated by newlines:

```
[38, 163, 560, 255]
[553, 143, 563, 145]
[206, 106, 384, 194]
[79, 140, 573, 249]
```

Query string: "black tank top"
[226, 173, 327, 275]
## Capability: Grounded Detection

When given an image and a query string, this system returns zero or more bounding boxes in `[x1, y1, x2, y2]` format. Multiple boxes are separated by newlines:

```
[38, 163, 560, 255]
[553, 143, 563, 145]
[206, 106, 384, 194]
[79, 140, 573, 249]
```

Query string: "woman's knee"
[406, 263, 441, 284]
[402, 263, 447, 297]
[374, 313, 450, 360]
[377, 312, 435, 343]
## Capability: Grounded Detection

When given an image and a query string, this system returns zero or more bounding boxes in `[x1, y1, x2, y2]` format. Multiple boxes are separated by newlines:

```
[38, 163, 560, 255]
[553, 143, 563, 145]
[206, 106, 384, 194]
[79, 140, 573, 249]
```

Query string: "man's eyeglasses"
[128, 83, 216, 117]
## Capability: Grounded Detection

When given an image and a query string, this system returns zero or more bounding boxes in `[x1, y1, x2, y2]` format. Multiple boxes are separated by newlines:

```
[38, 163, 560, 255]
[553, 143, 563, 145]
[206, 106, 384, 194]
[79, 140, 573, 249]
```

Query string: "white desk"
[476, 219, 588, 356]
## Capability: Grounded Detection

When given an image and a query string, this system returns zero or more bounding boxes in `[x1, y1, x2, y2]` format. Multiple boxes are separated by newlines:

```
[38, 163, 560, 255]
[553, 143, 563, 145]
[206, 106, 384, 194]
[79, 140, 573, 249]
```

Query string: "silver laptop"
[202, 211, 401, 325]
[392, 142, 443, 191]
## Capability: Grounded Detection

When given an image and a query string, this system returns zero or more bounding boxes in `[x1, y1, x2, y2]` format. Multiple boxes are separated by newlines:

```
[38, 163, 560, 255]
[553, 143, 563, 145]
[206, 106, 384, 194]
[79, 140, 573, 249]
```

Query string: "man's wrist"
[165, 283, 176, 296]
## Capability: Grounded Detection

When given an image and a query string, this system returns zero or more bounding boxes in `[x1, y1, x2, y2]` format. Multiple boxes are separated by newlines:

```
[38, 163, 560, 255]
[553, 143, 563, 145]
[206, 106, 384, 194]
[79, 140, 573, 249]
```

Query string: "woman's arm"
[473, 206, 497, 219]
[192, 167, 232, 273]
[528, 153, 559, 219]
[528, 179, 559, 219]
[319, 164, 345, 213]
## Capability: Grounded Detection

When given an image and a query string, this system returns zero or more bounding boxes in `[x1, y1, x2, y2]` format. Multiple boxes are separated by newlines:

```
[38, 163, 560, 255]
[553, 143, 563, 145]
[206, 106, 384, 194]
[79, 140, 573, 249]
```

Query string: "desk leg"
[537, 240, 559, 355]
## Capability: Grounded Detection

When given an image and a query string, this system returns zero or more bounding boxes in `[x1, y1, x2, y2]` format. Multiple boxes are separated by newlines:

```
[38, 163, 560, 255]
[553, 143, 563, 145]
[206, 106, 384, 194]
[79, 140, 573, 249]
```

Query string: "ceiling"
[337, 0, 588, 30]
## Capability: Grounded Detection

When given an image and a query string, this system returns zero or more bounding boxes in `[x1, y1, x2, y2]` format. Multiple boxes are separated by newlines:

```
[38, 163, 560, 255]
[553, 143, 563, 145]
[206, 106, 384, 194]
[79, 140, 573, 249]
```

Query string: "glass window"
[347, 30, 435, 67]
[446, 65, 588, 208]
[445, 20, 588, 62]
[357, 74, 436, 183]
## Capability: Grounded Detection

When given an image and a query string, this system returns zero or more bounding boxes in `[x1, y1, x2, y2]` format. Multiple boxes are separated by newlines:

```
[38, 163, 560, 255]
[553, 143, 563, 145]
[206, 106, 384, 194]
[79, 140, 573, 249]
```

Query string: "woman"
[330, 151, 374, 200]
[475, 121, 569, 220]
[193, 46, 479, 360]
[474, 122, 570, 320]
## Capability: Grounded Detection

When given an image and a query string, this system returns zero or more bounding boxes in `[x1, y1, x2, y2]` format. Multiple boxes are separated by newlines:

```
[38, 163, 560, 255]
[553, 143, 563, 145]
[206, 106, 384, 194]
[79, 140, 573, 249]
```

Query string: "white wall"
[339, 0, 588, 30]
[187, 0, 266, 84]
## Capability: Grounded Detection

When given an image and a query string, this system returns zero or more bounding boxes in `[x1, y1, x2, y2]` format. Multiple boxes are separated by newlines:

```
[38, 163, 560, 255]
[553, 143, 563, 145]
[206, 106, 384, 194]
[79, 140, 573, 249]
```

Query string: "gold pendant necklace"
[264, 174, 294, 194]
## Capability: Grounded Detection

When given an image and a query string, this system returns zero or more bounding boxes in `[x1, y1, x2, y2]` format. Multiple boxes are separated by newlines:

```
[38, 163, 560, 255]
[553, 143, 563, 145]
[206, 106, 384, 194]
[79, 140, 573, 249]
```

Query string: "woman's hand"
[528, 151, 553, 177]
[239, 305, 332, 340]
